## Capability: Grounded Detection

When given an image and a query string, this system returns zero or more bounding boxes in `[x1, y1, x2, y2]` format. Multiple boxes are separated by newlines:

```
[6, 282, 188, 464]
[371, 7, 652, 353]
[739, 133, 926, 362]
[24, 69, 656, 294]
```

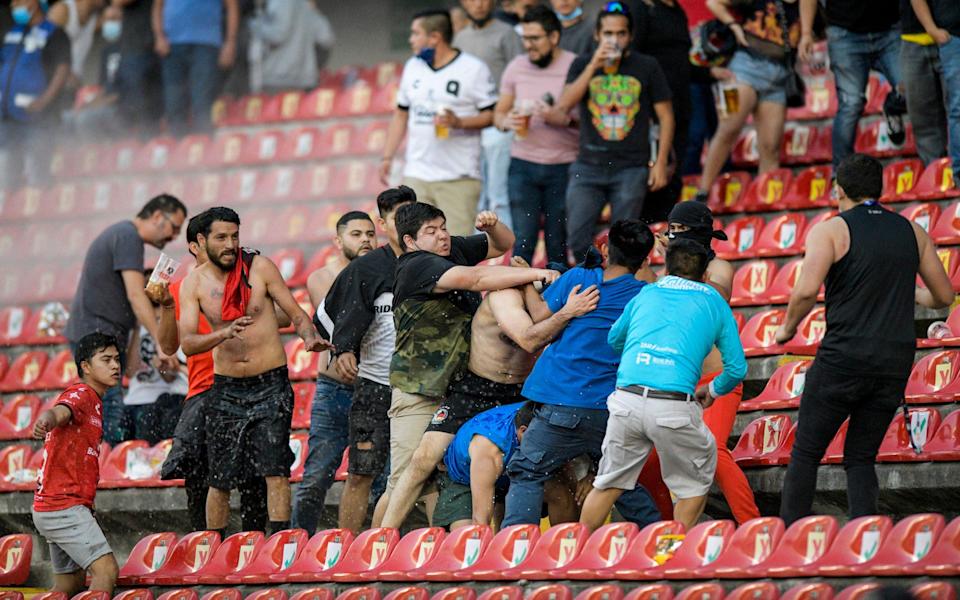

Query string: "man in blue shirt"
[502, 219, 661, 527]
[580, 238, 747, 531]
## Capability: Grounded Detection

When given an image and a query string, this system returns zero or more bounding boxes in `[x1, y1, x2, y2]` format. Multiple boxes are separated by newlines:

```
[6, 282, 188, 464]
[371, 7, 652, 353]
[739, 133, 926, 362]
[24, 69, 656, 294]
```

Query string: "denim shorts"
[729, 50, 790, 105]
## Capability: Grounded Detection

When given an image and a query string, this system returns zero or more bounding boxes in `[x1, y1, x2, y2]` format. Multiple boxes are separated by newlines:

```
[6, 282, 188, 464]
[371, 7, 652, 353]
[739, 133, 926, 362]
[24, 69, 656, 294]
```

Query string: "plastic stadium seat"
[526, 586, 573, 600]
[272, 248, 305, 283]
[743, 169, 792, 213]
[133, 137, 176, 172]
[621, 587, 672, 600]
[914, 158, 959, 200]
[277, 529, 356, 583]
[553, 522, 639, 579]
[822, 420, 850, 465]
[327, 527, 402, 582]
[780, 307, 827, 355]
[336, 589, 380, 600]
[247, 591, 287, 600]
[740, 360, 811, 411]
[35, 349, 79, 391]
[0, 444, 35, 491]
[730, 261, 778, 307]
[927, 410, 960, 461]
[877, 408, 941, 461]
[671, 585, 723, 600]
[0, 394, 41, 440]
[352, 121, 390, 157]
[595, 520, 685, 580]
[917, 516, 960, 576]
[881, 159, 924, 202]
[286, 339, 320, 381]
[7, 186, 43, 221]
[0, 351, 47, 392]
[99, 440, 166, 488]
[281, 127, 326, 162]
[432, 588, 477, 600]
[453, 524, 541, 580]
[0, 306, 29, 346]
[867, 513, 946, 576]
[221, 170, 260, 206]
[833, 585, 881, 600]
[778, 585, 832, 600]
[407, 524, 493, 581]
[263, 90, 304, 123]
[931, 201, 960, 245]
[655, 520, 737, 580]
[208, 132, 248, 168]
[707, 172, 752, 214]
[254, 167, 298, 204]
[72, 593, 110, 600]
[117, 532, 178, 585]
[223, 529, 310, 583]
[235, 93, 270, 124]
[182, 531, 266, 584]
[900, 202, 941, 234]
[170, 134, 212, 170]
[855, 118, 914, 158]
[739, 309, 786, 357]
[864, 72, 891, 114]
[0, 534, 31, 585]
[291, 383, 315, 430]
[781, 123, 818, 165]
[745, 516, 836, 579]
[291, 164, 336, 202]
[155, 591, 198, 600]
[762, 259, 813, 305]
[290, 433, 309, 483]
[904, 350, 960, 403]
[290, 590, 335, 600]
[573, 589, 622, 600]
[500, 523, 589, 580]
[383, 588, 429, 600]
[732, 416, 794, 467]
[281, 289, 315, 335]
[298, 87, 338, 120]
[114, 590, 154, 600]
[755, 213, 806, 258]
[814, 515, 894, 576]
[789, 75, 837, 120]
[476, 589, 523, 600]
[724, 583, 778, 600]
[700, 517, 785, 578]
[242, 130, 286, 165]
[911, 583, 957, 600]
[200, 590, 241, 600]
[334, 83, 377, 117]
[715, 216, 765, 260]
[323, 123, 356, 158]
[357, 527, 447, 581]
[141, 531, 222, 585]
[28, 593, 66, 600]
[731, 128, 758, 167]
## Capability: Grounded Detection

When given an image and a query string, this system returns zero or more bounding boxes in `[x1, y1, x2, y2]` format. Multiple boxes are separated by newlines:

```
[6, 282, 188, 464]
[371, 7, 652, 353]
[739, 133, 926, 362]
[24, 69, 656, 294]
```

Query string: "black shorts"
[160, 389, 210, 480]
[426, 370, 525, 435]
[206, 366, 295, 490]
[348, 377, 391, 477]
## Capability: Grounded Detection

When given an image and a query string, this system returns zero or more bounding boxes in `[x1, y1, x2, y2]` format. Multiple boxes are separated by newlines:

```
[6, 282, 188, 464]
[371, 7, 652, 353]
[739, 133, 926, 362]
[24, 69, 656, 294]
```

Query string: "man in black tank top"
[774, 154, 954, 525]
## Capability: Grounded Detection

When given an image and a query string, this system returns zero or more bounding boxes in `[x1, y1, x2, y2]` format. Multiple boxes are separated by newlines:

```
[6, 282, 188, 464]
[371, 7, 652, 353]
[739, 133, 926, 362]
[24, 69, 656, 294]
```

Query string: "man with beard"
[177, 207, 332, 538]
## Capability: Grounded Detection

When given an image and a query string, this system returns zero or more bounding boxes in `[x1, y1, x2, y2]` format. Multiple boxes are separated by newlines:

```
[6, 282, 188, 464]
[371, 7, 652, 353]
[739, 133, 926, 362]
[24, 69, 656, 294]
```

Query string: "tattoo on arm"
[210, 289, 224, 299]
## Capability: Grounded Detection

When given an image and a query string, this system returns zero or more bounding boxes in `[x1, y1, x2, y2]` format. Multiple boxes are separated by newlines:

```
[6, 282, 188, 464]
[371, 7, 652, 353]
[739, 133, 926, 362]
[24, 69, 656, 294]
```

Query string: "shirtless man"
[292, 210, 376, 535]
[380, 257, 598, 528]
[177, 207, 332, 537]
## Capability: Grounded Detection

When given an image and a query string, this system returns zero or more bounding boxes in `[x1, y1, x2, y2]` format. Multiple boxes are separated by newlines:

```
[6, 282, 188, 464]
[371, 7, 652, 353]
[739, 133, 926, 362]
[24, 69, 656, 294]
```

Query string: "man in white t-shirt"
[379, 9, 498, 237]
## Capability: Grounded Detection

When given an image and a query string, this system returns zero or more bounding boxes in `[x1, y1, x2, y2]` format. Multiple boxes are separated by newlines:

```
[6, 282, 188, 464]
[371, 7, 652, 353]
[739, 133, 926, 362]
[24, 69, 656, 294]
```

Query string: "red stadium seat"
[117, 532, 178, 585]
[780, 307, 826, 355]
[931, 201, 960, 245]
[208, 132, 248, 168]
[778, 585, 832, 600]
[200, 590, 241, 600]
[814, 516, 893, 577]
[292, 165, 336, 202]
[671, 585, 723, 600]
[170, 134, 212, 170]
[855, 118, 914, 158]
[247, 591, 288, 600]
[742, 169, 792, 213]
[290, 433, 309, 483]
[730, 260, 778, 307]
[868, 513, 946, 575]
[322, 123, 356, 158]
[740, 360, 811, 412]
[595, 520, 685, 580]
[432, 588, 477, 600]
[701, 518, 786, 578]
[35, 349, 79, 391]
[254, 167, 299, 204]
[280, 127, 326, 162]
[100, 440, 172, 488]
[290, 589, 336, 600]
[476, 588, 523, 600]
[142, 531, 222, 585]
[221, 170, 260, 206]
[334, 83, 377, 118]
[715, 216, 765, 260]
[286, 339, 320, 381]
[788, 76, 837, 120]
[656, 520, 737, 580]
[335, 589, 380, 600]
[761, 259, 806, 305]
[133, 137, 176, 172]
[731, 128, 758, 168]
[73, 593, 109, 600]
[707, 172, 752, 214]
[326, 527, 402, 582]
[864, 73, 891, 114]
[752, 516, 836, 578]
[291, 383, 315, 430]
[527, 586, 573, 600]
[724, 583, 778, 600]
[911, 583, 957, 600]
[407, 524, 493, 581]
[904, 350, 960, 403]
[352, 121, 390, 157]
[181, 173, 223, 210]
[913, 158, 959, 200]
[223, 529, 309, 584]
[0, 306, 27, 349]
[235, 93, 270, 125]
[155, 590, 199, 600]
[7, 186, 44, 221]
[0, 351, 48, 392]
[553, 522, 638, 580]
[242, 130, 286, 165]
[927, 410, 960, 461]
[0, 356, 9, 388]
[900, 202, 941, 234]
[732, 416, 794, 467]
[781, 123, 818, 165]
[276, 529, 355, 583]
[184, 531, 266, 584]
[881, 159, 924, 202]
[822, 420, 849, 464]
[573, 586, 623, 600]
[802, 210, 839, 251]
[0, 394, 41, 440]
[919, 516, 960, 576]
[755, 213, 806, 257]
[453, 524, 541, 580]
[114, 590, 154, 600]
[0, 445, 35, 492]
[739, 309, 786, 357]
[32, 595, 67, 600]
[0, 534, 31, 585]
[383, 588, 429, 600]
[272, 248, 306, 283]
[298, 87, 338, 121]
[359, 527, 447, 581]
[263, 91, 304, 123]
[622, 587, 672, 600]
[877, 408, 941, 461]
[370, 81, 399, 115]
[500, 523, 589, 580]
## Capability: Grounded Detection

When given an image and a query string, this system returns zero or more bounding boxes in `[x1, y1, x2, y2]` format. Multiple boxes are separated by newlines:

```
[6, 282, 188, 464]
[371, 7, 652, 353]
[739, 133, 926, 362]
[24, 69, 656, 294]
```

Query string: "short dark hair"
[666, 238, 709, 281]
[376, 185, 418, 217]
[836, 153, 883, 201]
[596, 2, 633, 33]
[522, 4, 562, 35]
[514, 401, 538, 429]
[186, 214, 204, 247]
[195, 207, 241, 238]
[395, 202, 446, 251]
[74, 332, 119, 377]
[336, 211, 374, 233]
[413, 9, 453, 44]
[607, 219, 654, 272]
[137, 193, 187, 220]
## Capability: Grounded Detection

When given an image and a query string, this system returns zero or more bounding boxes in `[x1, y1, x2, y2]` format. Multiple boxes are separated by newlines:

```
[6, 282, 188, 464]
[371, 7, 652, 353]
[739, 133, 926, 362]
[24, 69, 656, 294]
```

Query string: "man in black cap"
[659, 201, 733, 300]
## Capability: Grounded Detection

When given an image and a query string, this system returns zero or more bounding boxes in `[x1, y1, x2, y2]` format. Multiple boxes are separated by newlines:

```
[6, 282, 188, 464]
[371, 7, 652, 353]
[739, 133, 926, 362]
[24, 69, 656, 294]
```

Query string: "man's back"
[445, 402, 523, 486]
[468, 291, 537, 385]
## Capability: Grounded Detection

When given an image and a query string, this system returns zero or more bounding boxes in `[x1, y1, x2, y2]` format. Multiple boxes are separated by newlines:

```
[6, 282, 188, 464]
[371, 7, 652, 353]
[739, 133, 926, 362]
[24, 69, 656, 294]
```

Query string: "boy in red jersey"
[32, 332, 120, 595]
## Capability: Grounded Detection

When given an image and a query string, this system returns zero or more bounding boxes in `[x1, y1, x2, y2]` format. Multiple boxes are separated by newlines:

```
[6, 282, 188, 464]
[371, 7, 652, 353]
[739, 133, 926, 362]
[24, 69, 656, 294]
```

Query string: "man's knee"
[346, 473, 374, 489]
[89, 553, 119, 581]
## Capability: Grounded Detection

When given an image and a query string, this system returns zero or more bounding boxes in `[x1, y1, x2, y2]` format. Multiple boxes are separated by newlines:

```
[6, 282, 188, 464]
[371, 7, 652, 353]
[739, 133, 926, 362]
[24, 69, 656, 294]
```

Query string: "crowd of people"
[11, 0, 960, 596]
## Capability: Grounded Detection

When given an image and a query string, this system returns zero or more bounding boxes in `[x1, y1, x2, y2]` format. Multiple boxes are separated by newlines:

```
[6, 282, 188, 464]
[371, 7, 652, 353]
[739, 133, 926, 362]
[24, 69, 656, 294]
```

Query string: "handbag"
[774, 0, 806, 108]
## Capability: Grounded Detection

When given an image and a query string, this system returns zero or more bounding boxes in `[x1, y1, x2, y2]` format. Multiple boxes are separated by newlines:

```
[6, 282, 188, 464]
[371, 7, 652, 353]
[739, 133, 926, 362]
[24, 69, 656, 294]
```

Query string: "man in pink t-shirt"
[494, 4, 579, 266]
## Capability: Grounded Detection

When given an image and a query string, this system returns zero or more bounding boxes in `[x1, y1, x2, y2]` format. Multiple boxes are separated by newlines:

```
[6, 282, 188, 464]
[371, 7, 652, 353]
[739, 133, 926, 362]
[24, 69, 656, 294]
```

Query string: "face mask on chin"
[11, 6, 32, 26]
[102, 20, 122, 42]
[556, 6, 583, 21]
[417, 46, 436, 65]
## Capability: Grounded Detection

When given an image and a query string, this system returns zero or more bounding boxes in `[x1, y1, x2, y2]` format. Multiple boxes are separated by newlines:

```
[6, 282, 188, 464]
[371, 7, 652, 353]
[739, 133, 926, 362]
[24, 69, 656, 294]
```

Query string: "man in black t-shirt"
[550, 4, 674, 261]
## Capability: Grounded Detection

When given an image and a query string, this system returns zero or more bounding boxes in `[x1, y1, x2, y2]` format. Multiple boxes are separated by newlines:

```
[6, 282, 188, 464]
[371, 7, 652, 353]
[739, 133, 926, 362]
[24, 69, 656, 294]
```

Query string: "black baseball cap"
[668, 201, 728, 240]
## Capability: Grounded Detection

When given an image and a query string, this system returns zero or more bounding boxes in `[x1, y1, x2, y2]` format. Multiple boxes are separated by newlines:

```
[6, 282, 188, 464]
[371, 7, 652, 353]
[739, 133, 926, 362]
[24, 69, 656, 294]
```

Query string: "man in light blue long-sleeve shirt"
[579, 238, 747, 530]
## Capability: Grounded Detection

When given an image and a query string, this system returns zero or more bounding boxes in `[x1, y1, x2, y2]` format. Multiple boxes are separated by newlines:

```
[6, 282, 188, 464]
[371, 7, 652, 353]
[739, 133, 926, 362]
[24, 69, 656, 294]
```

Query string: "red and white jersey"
[33, 383, 103, 512]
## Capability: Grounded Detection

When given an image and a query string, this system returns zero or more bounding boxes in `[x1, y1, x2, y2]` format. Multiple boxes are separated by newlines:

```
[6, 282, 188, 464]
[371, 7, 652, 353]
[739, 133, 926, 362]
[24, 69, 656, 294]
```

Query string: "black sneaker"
[884, 91, 907, 146]
[694, 190, 708, 203]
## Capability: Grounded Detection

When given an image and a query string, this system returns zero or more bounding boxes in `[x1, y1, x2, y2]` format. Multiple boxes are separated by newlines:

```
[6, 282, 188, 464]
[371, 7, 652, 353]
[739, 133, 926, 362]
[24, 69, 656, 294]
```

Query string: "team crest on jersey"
[431, 406, 450, 425]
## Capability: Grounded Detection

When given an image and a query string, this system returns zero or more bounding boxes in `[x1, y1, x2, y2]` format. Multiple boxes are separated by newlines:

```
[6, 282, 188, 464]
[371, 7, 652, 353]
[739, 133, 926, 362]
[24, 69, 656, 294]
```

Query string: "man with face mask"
[65, 4, 124, 139]
[551, 0, 593, 54]
[0, 0, 72, 189]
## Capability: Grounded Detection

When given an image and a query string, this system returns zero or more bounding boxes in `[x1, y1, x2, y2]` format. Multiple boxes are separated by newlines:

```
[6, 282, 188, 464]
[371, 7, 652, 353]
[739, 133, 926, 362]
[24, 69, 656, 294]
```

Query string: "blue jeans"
[161, 43, 221, 135]
[292, 375, 353, 535]
[565, 161, 649, 262]
[939, 36, 960, 179]
[503, 403, 661, 528]
[827, 25, 902, 167]
[116, 50, 162, 136]
[682, 80, 719, 176]
[508, 158, 570, 265]
[480, 127, 514, 231]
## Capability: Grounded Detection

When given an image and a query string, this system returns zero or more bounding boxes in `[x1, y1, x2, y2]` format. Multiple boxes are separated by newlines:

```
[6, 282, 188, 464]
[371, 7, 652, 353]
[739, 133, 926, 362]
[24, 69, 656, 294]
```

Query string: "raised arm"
[261, 256, 333, 353]
[488, 286, 598, 354]
[468, 435, 505, 527]
[476, 211, 515, 259]
[33, 405, 73, 439]
[554, 47, 608, 115]
[435, 265, 559, 294]
[146, 282, 179, 355]
[776, 221, 836, 342]
[915, 223, 955, 309]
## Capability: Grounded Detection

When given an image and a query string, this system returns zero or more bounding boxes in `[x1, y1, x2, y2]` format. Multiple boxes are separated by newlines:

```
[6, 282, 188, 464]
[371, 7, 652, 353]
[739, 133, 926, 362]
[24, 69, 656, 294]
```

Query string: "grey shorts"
[729, 50, 790, 105]
[32, 505, 113, 574]
[594, 389, 717, 499]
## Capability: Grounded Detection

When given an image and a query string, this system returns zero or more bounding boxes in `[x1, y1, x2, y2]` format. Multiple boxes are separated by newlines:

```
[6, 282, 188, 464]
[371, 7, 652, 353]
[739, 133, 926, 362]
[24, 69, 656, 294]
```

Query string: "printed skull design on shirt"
[587, 74, 642, 141]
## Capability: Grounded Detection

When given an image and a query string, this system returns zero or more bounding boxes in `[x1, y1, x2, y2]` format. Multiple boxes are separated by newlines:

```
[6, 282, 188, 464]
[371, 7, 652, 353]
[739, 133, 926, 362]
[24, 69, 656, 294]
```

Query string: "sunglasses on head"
[603, 1, 627, 13]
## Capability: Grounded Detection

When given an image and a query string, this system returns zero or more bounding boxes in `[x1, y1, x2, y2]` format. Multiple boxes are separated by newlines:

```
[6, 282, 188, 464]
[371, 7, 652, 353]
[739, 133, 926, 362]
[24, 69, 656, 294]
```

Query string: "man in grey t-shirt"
[552, 0, 594, 55]
[65, 194, 187, 443]
[454, 0, 522, 232]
